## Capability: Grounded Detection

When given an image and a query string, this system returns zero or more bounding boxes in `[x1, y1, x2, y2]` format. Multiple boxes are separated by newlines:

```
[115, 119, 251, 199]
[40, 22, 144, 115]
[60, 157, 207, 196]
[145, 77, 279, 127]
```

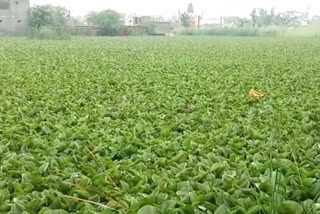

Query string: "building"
[125, 16, 152, 26]
[187, 2, 197, 28]
[201, 17, 224, 28]
[125, 15, 171, 35]
[0, 0, 29, 35]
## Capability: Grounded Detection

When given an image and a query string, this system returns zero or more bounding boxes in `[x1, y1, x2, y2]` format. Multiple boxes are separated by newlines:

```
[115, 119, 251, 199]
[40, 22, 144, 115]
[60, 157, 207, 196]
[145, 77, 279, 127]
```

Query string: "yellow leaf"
[249, 89, 264, 99]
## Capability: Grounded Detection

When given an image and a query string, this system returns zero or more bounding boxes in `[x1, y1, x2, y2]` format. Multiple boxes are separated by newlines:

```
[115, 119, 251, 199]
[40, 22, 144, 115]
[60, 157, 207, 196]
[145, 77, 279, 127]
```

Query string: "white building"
[0, 0, 29, 35]
[125, 16, 152, 26]
[201, 17, 223, 28]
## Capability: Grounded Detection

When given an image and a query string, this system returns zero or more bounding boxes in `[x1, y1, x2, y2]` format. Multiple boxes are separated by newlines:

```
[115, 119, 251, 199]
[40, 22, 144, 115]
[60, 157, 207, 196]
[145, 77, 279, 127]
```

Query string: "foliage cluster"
[29, 5, 71, 29]
[0, 37, 320, 213]
[177, 26, 286, 37]
[28, 27, 71, 40]
[85, 10, 124, 36]
[29, 6, 124, 37]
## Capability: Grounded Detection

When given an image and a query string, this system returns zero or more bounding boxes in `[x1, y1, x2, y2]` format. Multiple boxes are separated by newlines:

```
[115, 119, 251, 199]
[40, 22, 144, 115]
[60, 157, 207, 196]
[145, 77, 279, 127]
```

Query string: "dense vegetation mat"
[1, 37, 320, 213]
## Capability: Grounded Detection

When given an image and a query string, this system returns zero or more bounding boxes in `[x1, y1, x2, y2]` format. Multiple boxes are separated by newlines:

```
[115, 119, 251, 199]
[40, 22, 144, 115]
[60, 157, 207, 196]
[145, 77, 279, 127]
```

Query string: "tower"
[187, 2, 196, 28]
[187, 2, 194, 14]
[0, 0, 29, 35]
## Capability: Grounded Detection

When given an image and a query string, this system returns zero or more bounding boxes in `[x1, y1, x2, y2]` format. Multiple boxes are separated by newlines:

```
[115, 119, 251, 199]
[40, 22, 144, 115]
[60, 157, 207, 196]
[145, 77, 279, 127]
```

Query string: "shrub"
[28, 27, 71, 40]
[283, 24, 320, 38]
[177, 27, 258, 37]
[177, 26, 290, 37]
[257, 26, 285, 37]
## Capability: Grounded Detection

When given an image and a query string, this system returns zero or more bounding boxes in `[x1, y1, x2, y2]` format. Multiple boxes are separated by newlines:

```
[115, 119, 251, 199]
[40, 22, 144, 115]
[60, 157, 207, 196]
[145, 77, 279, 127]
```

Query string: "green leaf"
[0, 190, 10, 203]
[215, 204, 230, 214]
[39, 162, 50, 174]
[161, 200, 176, 213]
[130, 196, 156, 211]
[0, 203, 11, 212]
[177, 181, 193, 192]
[181, 204, 195, 214]
[11, 198, 26, 214]
[120, 180, 130, 192]
[42, 126, 51, 135]
[138, 205, 156, 214]
[280, 201, 303, 214]
[309, 182, 320, 199]
[27, 198, 43, 211]
[203, 202, 218, 212]
[74, 190, 91, 199]
[246, 205, 263, 214]
[29, 174, 44, 185]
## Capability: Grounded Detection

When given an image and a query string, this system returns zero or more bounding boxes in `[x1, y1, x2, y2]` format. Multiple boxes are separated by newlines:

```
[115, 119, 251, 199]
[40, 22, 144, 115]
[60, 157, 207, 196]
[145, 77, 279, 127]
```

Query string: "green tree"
[29, 5, 71, 28]
[275, 11, 306, 27]
[237, 17, 251, 27]
[251, 8, 257, 27]
[253, 8, 305, 27]
[179, 12, 191, 28]
[85, 10, 124, 35]
[256, 8, 275, 27]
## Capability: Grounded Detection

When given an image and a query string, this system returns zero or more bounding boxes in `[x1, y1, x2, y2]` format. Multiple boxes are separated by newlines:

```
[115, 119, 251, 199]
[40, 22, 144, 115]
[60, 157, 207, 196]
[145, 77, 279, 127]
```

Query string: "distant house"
[125, 16, 152, 26]
[201, 16, 241, 28]
[201, 17, 224, 28]
[223, 16, 239, 27]
[152, 21, 171, 35]
[0, 0, 29, 35]
[125, 15, 171, 35]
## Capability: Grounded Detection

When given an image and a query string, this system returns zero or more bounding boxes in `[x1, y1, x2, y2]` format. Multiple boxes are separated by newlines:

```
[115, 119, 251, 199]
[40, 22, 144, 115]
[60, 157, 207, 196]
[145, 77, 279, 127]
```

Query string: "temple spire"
[187, 2, 194, 14]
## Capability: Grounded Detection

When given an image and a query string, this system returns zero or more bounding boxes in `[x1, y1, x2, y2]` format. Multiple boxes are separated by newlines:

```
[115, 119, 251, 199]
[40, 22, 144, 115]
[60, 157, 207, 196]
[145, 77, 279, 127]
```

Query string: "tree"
[85, 10, 124, 35]
[237, 17, 251, 27]
[30, 5, 71, 29]
[252, 7, 306, 27]
[250, 8, 257, 27]
[256, 8, 275, 27]
[197, 12, 204, 29]
[178, 11, 191, 28]
[169, 16, 179, 28]
[275, 11, 306, 27]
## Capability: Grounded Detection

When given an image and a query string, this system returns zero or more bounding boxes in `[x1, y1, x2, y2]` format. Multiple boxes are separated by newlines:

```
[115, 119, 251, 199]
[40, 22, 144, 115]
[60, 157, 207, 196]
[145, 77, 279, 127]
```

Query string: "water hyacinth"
[0, 37, 320, 213]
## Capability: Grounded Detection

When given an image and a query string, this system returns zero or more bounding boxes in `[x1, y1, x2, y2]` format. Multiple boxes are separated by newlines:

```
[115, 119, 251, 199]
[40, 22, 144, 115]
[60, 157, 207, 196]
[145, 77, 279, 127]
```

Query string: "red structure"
[187, 2, 197, 28]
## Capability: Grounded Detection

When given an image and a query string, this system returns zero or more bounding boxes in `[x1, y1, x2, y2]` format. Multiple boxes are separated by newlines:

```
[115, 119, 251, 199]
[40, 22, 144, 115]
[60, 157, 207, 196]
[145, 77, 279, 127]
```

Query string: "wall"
[153, 22, 171, 35]
[53, 25, 148, 36]
[125, 16, 152, 26]
[0, 0, 29, 35]
[52, 26, 106, 36]
[122, 25, 147, 36]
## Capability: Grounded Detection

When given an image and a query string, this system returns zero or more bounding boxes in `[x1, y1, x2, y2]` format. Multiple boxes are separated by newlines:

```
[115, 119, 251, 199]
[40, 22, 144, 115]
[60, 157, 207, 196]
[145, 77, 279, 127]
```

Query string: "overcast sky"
[30, 0, 319, 19]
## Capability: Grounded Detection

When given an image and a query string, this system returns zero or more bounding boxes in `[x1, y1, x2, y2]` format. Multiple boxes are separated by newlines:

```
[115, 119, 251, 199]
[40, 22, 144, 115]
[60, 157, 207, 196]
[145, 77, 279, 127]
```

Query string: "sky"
[30, 0, 320, 19]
